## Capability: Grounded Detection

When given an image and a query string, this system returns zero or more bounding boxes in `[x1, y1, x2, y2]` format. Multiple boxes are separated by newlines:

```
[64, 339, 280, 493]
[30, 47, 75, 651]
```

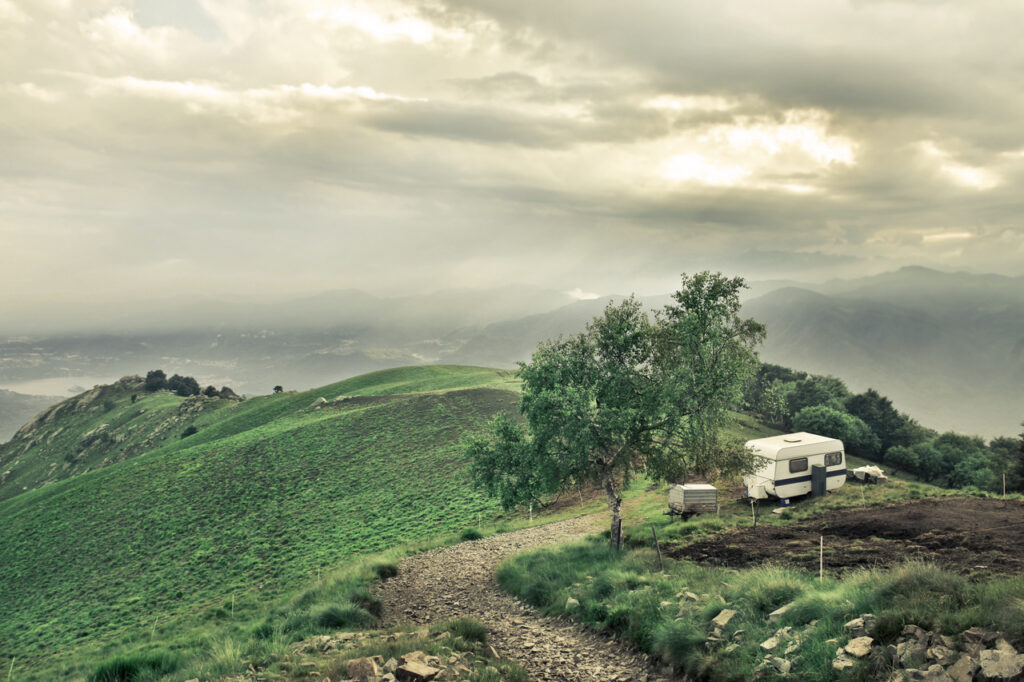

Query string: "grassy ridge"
[0, 366, 517, 677]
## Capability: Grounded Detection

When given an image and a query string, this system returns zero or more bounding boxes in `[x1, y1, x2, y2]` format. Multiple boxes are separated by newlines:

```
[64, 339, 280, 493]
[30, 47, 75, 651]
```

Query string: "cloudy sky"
[3, 0, 1024, 302]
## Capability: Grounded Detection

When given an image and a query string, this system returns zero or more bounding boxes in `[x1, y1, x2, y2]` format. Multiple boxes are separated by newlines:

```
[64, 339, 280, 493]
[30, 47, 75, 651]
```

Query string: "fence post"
[651, 525, 664, 572]
[819, 536, 824, 582]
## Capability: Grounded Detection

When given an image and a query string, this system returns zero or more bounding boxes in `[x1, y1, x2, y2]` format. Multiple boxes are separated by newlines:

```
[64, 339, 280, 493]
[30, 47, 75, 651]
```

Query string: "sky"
[3, 0, 1024, 303]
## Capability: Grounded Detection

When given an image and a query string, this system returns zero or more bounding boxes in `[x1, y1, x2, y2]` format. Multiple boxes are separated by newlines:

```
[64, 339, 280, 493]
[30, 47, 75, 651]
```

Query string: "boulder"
[764, 655, 792, 675]
[711, 608, 738, 630]
[845, 636, 874, 658]
[769, 602, 794, 622]
[565, 597, 580, 610]
[978, 649, 1024, 681]
[845, 617, 868, 638]
[832, 651, 855, 672]
[946, 656, 979, 682]
[927, 644, 958, 667]
[761, 636, 780, 651]
[904, 664, 953, 681]
[347, 657, 380, 682]
[310, 397, 327, 409]
[396, 660, 442, 682]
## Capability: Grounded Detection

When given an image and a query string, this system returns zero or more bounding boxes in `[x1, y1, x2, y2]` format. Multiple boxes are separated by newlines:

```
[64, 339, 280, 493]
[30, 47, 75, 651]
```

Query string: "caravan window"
[825, 451, 843, 467]
[789, 457, 808, 473]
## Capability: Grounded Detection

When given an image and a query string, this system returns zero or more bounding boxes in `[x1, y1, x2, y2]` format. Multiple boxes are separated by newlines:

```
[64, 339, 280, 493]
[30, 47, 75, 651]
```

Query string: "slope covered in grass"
[0, 366, 518, 675]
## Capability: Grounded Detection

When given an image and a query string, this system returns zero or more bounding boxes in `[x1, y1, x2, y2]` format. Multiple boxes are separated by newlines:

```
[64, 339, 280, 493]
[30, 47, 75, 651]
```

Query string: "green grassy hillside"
[0, 365, 519, 677]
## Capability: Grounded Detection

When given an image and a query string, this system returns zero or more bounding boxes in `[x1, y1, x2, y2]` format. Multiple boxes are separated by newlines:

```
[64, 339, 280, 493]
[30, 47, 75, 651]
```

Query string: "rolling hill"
[0, 366, 520, 676]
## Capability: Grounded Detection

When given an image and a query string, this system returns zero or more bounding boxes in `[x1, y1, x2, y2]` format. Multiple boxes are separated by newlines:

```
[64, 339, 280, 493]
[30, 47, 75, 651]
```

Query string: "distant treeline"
[743, 363, 1024, 493]
[143, 369, 237, 400]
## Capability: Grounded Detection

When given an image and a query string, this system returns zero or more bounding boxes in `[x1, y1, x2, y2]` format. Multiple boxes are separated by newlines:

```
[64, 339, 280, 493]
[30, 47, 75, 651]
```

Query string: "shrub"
[89, 650, 179, 681]
[349, 587, 383, 618]
[437, 617, 488, 644]
[313, 605, 374, 629]
[181, 426, 198, 439]
[373, 561, 399, 580]
[460, 528, 484, 541]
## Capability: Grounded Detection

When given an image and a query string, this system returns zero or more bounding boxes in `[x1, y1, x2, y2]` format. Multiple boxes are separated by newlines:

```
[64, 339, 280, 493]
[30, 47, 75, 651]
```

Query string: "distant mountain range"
[0, 390, 61, 443]
[1, 267, 1021, 439]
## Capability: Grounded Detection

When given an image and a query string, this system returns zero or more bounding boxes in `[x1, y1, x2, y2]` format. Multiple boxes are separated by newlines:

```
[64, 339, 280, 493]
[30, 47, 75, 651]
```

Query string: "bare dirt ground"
[375, 516, 673, 681]
[669, 497, 1024, 576]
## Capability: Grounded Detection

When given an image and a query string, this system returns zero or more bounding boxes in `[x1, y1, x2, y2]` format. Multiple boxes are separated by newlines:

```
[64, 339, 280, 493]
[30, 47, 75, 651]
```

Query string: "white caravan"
[743, 432, 846, 501]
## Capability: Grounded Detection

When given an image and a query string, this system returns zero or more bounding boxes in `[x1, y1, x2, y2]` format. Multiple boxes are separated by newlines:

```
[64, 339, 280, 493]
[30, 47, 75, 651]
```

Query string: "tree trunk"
[602, 472, 623, 550]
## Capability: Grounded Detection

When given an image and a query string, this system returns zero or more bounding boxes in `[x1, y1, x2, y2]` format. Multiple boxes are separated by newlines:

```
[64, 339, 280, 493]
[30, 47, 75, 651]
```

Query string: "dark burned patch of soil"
[668, 498, 1024, 576]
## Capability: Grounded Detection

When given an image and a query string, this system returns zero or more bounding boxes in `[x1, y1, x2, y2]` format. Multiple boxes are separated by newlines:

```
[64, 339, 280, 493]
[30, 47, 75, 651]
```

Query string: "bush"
[437, 617, 488, 644]
[349, 587, 383, 618]
[89, 650, 179, 681]
[313, 604, 374, 629]
[373, 561, 399, 580]
[460, 528, 484, 541]
[181, 425, 198, 439]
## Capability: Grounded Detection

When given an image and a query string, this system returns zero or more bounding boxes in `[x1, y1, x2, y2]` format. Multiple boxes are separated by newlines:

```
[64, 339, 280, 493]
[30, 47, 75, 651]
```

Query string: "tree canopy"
[467, 272, 765, 548]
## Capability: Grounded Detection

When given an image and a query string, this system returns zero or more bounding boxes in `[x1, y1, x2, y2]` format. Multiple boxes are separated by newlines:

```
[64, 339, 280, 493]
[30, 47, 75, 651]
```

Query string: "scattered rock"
[846, 636, 874, 659]
[769, 602, 794, 622]
[833, 650, 856, 672]
[565, 597, 580, 610]
[396, 660, 441, 682]
[684, 591, 700, 601]
[347, 657, 379, 682]
[904, 664, 953, 681]
[761, 636, 780, 651]
[711, 608, 737, 630]
[946, 656, 979, 682]
[761, 654, 792, 676]
[978, 649, 1024, 681]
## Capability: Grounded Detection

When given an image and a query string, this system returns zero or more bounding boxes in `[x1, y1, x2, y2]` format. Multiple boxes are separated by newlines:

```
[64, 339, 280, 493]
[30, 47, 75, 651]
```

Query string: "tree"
[144, 369, 167, 392]
[783, 376, 850, 426]
[167, 374, 200, 397]
[467, 272, 765, 549]
[273, 385, 283, 394]
[845, 388, 913, 454]
[203, 385, 220, 398]
[791, 405, 881, 459]
[885, 445, 920, 475]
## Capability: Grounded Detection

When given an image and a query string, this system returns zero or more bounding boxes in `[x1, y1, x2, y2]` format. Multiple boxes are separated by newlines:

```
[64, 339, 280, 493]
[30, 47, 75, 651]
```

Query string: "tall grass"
[499, 535, 1024, 680]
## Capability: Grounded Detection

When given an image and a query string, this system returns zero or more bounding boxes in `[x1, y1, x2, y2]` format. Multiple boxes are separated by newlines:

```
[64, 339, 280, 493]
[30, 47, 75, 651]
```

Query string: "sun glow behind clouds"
[304, 0, 463, 44]
[655, 109, 854, 190]
[90, 76, 424, 123]
[919, 141, 999, 190]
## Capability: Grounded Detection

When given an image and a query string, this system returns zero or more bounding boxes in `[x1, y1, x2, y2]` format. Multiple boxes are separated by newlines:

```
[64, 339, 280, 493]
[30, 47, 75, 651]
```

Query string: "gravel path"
[375, 517, 672, 681]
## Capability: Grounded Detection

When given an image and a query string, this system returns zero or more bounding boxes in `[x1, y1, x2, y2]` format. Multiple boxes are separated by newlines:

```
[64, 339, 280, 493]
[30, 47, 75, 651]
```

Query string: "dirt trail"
[375, 516, 671, 681]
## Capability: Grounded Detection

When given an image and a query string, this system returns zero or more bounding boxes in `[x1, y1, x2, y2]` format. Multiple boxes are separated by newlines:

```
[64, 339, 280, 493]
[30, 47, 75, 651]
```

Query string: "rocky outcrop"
[828, 620, 1023, 681]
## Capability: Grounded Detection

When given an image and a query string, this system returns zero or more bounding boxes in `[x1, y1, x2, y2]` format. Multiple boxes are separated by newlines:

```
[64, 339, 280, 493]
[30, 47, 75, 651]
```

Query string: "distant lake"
[0, 376, 120, 397]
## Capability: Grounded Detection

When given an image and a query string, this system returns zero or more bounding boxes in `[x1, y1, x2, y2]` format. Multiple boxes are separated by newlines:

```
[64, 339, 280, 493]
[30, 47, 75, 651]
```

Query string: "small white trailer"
[743, 432, 846, 502]
[667, 483, 718, 518]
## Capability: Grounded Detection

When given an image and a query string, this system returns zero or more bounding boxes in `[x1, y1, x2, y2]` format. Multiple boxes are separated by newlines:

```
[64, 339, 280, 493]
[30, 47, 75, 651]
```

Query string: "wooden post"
[819, 535, 824, 582]
[750, 499, 756, 528]
[652, 525, 664, 572]
[1004, 472, 1007, 499]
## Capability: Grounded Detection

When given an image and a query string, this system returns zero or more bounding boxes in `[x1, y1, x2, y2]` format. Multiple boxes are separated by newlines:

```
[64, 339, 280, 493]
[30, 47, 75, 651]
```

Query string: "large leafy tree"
[467, 272, 765, 548]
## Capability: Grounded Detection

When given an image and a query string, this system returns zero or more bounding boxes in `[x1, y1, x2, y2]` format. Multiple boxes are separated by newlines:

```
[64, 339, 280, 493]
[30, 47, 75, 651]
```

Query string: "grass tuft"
[88, 650, 179, 682]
